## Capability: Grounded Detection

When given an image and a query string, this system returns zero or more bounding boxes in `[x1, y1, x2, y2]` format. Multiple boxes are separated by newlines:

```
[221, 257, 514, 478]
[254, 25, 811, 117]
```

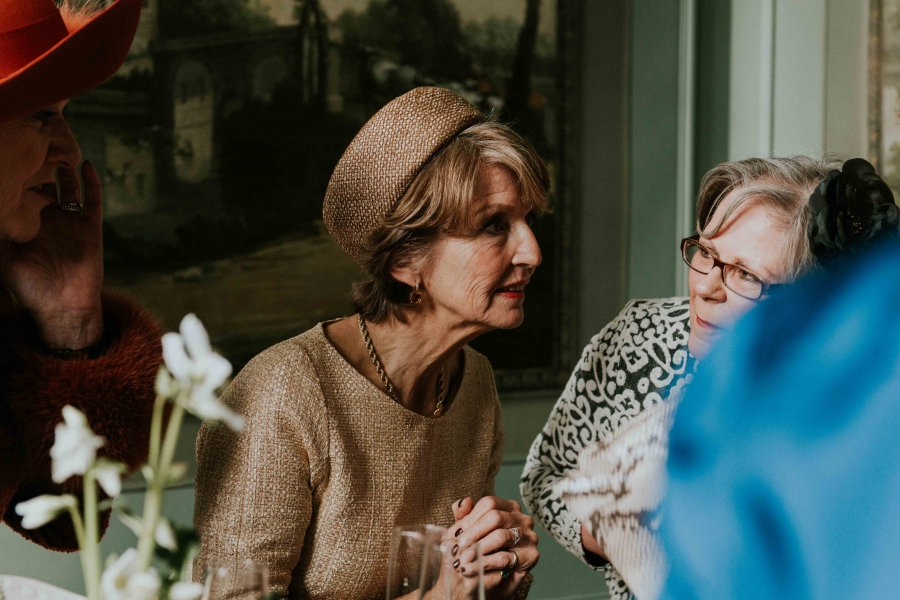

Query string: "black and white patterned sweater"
[521, 298, 697, 600]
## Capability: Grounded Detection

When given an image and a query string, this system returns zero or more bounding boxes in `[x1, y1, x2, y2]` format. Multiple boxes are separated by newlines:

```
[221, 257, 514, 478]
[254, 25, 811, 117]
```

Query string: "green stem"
[68, 503, 92, 598]
[158, 397, 186, 482]
[148, 391, 166, 475]
[137, 396, 186, 571]
[67, 501, 86, 551]
[135, 486, 160, 570]
[76, 475, 100, 600]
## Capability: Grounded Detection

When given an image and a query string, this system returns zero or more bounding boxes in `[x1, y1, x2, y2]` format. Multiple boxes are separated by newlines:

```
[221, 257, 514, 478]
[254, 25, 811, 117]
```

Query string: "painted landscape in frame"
[71, 0, 567, 387]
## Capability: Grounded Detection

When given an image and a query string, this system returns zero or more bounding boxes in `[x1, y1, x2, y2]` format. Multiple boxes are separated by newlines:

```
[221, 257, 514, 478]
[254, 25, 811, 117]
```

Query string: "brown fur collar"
[0, 289, 162, 551]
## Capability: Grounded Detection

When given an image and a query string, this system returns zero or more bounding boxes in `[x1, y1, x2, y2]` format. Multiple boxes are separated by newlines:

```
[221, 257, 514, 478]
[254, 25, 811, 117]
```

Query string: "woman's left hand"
[0, 162, 104, 349]
[450, 495, 539, 598]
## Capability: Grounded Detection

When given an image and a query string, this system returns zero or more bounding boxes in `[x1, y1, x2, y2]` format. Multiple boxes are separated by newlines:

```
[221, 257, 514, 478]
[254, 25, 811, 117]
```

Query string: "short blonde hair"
[696, 156, 843, 281]
[351, 121, 551, 322]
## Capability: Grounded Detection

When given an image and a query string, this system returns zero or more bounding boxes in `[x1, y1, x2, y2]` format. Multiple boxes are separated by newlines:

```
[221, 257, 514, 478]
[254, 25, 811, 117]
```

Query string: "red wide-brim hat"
[0, 0, 142, 124]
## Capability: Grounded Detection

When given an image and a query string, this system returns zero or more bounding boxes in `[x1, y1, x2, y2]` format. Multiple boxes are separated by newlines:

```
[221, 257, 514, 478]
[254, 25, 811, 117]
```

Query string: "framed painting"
[69, 0, 580, 391]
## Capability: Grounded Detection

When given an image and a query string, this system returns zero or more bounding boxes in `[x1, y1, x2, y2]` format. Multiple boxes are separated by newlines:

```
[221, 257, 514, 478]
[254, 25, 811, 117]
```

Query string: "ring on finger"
[509, 527, 521, 546]
[499, 551, 519, 579]
[499, 549, 519, 579]
[59, 203, 83, 214]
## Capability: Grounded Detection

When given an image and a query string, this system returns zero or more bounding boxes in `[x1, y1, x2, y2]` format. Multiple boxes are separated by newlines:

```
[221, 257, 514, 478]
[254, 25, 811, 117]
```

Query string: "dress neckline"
[313, 321, 472, 422]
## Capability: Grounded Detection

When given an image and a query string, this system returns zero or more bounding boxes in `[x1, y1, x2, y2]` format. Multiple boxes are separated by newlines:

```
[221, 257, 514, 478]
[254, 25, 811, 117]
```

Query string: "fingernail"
[452, 544, 458, 556]
[458, 498, 464, 508]
[455, 528, 462, 537]
[453, 559, 460, 569]
[461, 567, 466, 574]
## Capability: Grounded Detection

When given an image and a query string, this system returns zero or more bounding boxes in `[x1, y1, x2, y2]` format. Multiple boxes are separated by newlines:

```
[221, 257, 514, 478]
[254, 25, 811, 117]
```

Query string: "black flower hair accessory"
[808, 158, 900, 268]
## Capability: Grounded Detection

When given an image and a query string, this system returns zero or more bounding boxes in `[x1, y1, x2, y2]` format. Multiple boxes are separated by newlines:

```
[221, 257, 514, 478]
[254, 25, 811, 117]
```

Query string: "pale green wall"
[694, 0, 731, 186]
[825, 0, 869, 158]
[728, 0, 869, 160]
[627, 0, 683, 300]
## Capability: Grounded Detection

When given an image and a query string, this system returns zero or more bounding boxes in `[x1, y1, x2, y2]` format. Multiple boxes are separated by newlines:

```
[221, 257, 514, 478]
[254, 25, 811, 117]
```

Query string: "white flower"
[162, 314, 244, 432]
[50, 405, 105, 483]
[153, 517, 177, 551]
[168, 582, 203, 600]
[14, 494, 77, 529]
[118, 514, 178, 551]
[154, 366, 180, 398]
[100, 549, 160, 600]
[93, 459, 126, 498]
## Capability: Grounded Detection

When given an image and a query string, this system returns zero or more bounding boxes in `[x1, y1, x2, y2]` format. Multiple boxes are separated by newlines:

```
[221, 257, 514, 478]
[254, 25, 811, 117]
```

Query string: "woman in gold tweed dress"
[193, 87, 547, 599]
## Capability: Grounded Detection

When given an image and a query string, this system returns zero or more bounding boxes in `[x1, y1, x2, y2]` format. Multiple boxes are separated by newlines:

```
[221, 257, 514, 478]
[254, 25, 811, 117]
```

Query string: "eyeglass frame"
[680, 236, 784, 300]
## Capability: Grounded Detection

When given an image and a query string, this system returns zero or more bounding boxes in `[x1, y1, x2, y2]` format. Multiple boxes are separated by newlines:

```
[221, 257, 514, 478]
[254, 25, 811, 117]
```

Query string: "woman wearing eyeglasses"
[520, 155, 900, 600]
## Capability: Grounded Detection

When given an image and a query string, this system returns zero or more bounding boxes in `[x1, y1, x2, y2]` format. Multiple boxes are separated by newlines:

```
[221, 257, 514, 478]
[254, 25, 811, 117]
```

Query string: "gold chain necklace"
[357, 314, 446, 416]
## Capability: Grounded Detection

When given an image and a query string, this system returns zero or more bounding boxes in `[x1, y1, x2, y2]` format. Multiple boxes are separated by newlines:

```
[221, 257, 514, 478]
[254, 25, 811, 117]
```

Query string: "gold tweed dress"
[193, 323, 524, 599]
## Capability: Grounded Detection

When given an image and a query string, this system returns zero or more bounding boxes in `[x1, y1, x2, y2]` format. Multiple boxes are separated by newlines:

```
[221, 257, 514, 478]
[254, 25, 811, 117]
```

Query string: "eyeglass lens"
[683, 242, 763, 299]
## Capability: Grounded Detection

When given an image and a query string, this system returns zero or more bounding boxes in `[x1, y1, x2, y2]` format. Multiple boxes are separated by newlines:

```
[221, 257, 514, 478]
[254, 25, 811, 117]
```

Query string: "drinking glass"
[419, 534, 484, 600]
[201, 559, 268, 600]
[386, 525, 446, 600]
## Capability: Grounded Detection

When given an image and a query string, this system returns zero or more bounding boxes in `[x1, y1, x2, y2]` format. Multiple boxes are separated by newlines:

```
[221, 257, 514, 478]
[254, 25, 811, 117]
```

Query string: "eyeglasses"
[681, 236, 783, 300]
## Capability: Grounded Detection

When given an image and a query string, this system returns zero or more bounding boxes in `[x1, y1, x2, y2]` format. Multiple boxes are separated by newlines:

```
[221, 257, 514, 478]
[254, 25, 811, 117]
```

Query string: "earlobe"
[388, 264, 418, 289]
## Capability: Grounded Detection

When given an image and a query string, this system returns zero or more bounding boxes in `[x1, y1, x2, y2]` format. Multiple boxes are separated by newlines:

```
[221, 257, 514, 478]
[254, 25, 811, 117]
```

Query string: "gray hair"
[696, 155, 844, 281]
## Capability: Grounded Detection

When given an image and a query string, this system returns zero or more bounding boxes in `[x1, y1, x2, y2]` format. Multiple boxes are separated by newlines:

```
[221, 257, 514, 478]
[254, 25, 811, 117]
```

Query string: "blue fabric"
[661, 241, 900, 600]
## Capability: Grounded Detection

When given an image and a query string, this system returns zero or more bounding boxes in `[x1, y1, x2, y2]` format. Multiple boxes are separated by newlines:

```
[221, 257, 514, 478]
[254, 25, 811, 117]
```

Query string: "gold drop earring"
[409, 281, 423, 304]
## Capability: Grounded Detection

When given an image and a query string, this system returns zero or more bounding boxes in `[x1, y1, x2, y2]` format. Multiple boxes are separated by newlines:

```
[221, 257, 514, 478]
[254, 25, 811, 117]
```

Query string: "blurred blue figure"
[662, 241, 900, 600]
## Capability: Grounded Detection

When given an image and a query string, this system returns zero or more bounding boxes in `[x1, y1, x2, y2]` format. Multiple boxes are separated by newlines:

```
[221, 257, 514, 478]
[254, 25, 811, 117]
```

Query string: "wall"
[576, 0, 630, 348]
[627, 0, 684, 301]
[729, 0, 870, 159]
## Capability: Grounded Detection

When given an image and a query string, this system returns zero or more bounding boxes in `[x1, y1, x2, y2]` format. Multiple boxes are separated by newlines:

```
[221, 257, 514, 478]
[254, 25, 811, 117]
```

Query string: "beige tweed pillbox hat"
[323, 86, 486, 269]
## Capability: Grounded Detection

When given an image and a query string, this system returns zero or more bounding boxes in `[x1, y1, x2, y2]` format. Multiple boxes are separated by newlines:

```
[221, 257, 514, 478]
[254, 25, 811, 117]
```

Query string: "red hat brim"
[0, 0, 142, 124]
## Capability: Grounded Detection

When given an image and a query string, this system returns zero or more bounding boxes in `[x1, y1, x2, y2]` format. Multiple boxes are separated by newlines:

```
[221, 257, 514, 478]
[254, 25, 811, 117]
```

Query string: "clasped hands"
[443, 495, 539, 598]
[0, 163, 104, 350]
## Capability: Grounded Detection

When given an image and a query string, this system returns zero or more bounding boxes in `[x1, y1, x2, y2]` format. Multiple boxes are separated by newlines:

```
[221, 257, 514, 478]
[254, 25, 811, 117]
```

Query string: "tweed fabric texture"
[193, 323, 514, 599]
[323, 86, 485, 268]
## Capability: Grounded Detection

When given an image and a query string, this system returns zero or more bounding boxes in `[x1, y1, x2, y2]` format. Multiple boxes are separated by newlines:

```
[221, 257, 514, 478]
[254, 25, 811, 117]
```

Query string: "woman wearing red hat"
[0, 0, 162, 551]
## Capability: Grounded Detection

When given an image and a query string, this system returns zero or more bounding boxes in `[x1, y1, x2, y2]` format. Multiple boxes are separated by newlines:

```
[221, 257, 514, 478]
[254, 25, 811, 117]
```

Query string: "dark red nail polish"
[461, 567, 466, 574]
[453, 559, 460, 569]
[452, 544, 458, 556]
[455, 528, 462, 537]
[458, 498, 464, 508]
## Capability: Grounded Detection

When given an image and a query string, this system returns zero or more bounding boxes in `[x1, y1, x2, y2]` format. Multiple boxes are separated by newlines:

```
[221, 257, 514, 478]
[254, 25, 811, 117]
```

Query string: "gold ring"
[500, 551, 519, 578]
